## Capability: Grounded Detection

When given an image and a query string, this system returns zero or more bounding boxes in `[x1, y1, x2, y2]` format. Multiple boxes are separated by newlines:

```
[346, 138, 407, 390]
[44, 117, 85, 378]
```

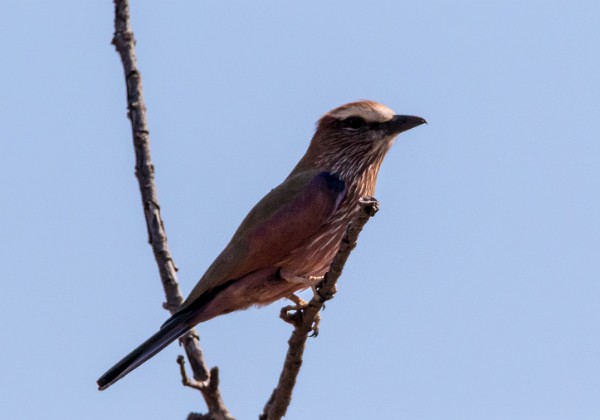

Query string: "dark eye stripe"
[331, 117, 383, 131]
[343, 116, 366, 129]
[330, 116, 384, 131]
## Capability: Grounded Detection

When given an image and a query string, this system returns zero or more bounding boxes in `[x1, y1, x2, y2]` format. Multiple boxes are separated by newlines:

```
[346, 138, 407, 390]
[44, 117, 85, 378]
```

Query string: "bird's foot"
[286, 293, 308, 307]
[280, 294, 321, 337]
[314, 277, 337, 302]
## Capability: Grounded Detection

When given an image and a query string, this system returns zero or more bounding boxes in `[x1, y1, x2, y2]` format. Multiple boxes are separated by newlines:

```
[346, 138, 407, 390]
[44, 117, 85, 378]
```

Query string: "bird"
[97, 100, 426, 390]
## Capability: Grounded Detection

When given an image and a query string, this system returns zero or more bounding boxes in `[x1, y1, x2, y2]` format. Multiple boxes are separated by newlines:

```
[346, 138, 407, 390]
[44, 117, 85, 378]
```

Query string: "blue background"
[1, 1, 599, 419]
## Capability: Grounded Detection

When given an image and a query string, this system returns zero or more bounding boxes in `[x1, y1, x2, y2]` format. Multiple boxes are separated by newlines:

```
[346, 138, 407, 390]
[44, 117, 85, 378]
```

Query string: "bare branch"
[111, 1, 232, 418]
[177, 356, 231, 420]
[261, 198, 380, 420]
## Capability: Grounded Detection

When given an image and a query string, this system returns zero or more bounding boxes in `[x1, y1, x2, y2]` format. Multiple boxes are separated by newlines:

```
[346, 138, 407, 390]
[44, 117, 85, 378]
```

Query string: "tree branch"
[261, 198, 379, 420]
[112, 1, 232, 418]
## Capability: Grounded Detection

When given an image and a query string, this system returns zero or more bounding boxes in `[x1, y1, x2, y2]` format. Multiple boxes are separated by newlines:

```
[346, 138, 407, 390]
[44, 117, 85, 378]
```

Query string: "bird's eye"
[342, 116, 366, 130]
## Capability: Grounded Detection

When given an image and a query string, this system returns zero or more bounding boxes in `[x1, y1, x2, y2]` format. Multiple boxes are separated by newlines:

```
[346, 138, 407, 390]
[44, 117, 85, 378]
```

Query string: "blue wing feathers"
[318, 172, 345, 194]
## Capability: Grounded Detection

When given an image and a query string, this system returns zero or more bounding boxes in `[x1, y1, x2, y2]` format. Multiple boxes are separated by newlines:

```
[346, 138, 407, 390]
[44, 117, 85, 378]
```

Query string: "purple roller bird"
[97, 100, 426, 390]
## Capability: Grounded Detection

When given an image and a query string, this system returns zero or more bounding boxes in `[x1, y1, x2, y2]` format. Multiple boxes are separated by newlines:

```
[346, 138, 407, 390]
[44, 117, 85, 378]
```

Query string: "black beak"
[386, 115, 427, 135]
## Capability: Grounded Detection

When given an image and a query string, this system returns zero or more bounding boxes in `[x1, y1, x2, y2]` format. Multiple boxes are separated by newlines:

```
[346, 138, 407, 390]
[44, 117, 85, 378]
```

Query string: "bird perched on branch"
[97, 100, 425, 390]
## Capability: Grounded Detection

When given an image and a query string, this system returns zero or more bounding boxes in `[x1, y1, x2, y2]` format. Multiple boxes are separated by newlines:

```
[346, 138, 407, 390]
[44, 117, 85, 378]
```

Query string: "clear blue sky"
[1, 1, 599, 419]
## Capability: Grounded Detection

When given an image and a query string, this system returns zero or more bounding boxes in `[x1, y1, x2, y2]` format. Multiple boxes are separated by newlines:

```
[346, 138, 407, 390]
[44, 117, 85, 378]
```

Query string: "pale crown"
[325, 100, 396, 123]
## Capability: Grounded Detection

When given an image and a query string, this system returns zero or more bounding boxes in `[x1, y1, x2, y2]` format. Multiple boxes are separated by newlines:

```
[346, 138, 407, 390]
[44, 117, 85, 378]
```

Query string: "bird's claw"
[314, 281, 337, 302]
[309, 313, 321, 337]
[280, 295, 307, 327]
[280, 304, 302, 327]
[281, 294, 321, 336]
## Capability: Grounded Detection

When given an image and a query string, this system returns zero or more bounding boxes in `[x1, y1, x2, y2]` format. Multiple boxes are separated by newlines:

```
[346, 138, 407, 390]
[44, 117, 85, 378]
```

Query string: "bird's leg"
[281, 272, 326, 301]
[281, 272, 324, 286]
[280, 293, 321, 337]
[289, 276, 324, 305]
[286, 293, 308, 308]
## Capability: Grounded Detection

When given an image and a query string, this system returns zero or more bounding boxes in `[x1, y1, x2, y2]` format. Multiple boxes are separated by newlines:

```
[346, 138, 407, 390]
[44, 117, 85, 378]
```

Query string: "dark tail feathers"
[97, 311, 193, 390]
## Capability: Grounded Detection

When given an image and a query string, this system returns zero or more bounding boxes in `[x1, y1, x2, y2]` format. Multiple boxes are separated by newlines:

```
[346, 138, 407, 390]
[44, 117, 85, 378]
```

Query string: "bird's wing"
[180, 170, 345, 308]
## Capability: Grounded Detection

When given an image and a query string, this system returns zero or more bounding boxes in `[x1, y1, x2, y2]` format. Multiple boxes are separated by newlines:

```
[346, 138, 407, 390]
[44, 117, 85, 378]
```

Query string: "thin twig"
[112, 1, 232, 418]
[261, 198, 380, 420]
[178, 356, 230, 420]
[177, 355, 207, 391]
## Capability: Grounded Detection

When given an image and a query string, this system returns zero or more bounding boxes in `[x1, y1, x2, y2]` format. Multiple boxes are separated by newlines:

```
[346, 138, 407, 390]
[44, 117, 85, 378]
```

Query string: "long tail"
[97, 311, 193, 390]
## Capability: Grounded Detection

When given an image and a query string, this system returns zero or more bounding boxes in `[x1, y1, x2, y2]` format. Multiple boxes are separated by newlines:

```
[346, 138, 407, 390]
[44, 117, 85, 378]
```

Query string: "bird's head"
[293, 100, 426, 181]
